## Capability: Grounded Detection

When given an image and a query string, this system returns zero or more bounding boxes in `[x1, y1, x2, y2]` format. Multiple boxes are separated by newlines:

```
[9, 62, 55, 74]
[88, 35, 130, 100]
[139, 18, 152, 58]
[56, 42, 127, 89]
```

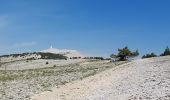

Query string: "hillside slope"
[41, 47, 84, 58]
[32, 56, 170, 100]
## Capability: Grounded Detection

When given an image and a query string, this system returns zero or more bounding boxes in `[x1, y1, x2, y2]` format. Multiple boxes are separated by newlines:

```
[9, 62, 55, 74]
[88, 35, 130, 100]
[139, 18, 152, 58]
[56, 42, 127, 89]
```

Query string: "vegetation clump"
[0, 52, 67, 60]
[46, 62, 49, 65]
[110, 46, 139, 61]
[142, 53, 157, 59]
[26, 57, 36, 60]
[0, 53, 30, 58]
[160, 46, 170, 56]
[37, 52, 67, 60]
[84, 57, 104, 60]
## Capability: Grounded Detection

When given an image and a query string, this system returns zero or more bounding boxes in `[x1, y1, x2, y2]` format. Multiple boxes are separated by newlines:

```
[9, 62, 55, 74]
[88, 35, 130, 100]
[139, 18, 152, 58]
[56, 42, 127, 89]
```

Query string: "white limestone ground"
[32, 56, 170, 100]
[0, 60, 124, 100]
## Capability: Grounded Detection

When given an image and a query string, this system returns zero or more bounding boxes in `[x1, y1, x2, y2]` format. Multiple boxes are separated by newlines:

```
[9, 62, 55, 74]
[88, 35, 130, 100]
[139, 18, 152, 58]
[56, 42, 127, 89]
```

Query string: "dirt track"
[32, 56, 170, 100]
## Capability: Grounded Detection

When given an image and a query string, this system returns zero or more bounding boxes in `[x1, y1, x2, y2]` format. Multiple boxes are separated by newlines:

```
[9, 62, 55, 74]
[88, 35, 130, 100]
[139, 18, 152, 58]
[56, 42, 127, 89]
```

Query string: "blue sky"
[0, 0, 170, 57]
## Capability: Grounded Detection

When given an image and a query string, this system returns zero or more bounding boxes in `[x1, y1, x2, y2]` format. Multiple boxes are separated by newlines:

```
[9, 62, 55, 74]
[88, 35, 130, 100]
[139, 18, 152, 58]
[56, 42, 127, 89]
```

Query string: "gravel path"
[32, 56, 170, 100]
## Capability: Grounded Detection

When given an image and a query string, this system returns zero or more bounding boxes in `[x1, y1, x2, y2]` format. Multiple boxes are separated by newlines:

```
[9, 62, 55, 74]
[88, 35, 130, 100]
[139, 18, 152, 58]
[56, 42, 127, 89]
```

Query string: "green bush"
[160, 46, 170, 56]
[110, 46, 139, 61]
[0, 52, 67, 60]
[26, 57, 36, 60]
[84, 57, 104, 60]
[142, 52, 157, 59]
[37, 52, 67, 60]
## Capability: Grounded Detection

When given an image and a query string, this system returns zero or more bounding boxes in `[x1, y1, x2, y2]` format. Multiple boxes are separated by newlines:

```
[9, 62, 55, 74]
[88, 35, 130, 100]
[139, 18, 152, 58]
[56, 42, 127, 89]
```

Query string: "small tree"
[142, 52, 157, 59]
[110, 54, 117, 58]
[160, 46, 170, 56]
[110, 46, 139, 61]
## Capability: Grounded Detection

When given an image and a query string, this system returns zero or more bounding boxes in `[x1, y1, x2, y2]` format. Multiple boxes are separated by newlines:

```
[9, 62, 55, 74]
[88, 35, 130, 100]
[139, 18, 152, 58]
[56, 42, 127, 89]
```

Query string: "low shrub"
[142, 53, 157, 59]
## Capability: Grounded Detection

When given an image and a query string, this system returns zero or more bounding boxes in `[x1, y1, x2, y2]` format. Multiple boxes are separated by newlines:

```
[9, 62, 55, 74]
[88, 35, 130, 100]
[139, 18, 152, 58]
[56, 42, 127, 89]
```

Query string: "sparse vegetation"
[160, 46, 170, 56]
[84, 57, 104, 60]
[37, 52, 67, 60]
[26, 57, 36, 60]
[0, 52, 67, 63]
[0, 60, 127, 99]
[3, 46, 170, 100]
[0, 52, 32, 58]
[53, 65, 57, 67]
[0, 60, 126, 82]
[142, 53, 157, 59]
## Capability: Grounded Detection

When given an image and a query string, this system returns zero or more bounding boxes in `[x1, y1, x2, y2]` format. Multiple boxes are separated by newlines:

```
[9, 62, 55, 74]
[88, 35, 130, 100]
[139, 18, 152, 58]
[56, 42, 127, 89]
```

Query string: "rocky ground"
[0, 59, 84, 70]
[32, 56, 170, 100]
[0, 59, 126, 100]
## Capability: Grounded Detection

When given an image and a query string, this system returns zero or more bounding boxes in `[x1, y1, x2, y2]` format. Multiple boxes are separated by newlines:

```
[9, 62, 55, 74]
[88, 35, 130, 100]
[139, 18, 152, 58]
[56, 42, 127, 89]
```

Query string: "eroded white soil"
[32, 56, 170, 100]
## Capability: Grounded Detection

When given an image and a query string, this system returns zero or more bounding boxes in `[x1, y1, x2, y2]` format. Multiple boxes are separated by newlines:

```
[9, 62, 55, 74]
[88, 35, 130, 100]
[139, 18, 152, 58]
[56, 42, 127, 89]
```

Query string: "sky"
[0, 0, 170, 57]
